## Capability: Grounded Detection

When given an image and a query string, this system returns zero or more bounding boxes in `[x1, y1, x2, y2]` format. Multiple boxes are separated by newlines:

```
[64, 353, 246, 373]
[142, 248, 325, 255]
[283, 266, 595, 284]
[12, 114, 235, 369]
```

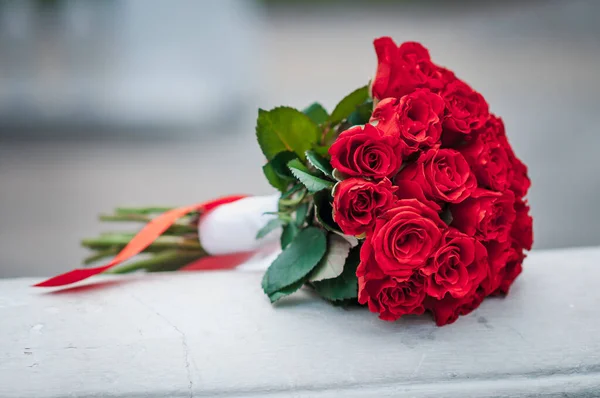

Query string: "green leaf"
[295, 202, 309, 227]
[347, 99, 373, 126]
[328, 85, 369, 126]
[313, 145, 330, 158]
[287, 158, 310, 172]
[306, 150, 333, 177]
[256, 218, 284, 240]
[263, 163, 289, 192]
[332, 231, 359, 248]
[280, 222, 299, 249]
[270, 151, 299, 179]
[312, 245, 360, 301]
[303, 102, 329, 125]
[314, 190, 340, 232]
[256, 107, 320, 161]
[267, 278, 306, 303]
[288, 159, 334, 193]
[262, 226, 327, 296]
[309, 234, 351, 282]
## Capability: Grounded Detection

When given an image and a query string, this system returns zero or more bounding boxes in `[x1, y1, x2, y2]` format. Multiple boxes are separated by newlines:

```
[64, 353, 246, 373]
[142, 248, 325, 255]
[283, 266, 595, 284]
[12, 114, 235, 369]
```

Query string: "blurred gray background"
[1, 0, 599, 278]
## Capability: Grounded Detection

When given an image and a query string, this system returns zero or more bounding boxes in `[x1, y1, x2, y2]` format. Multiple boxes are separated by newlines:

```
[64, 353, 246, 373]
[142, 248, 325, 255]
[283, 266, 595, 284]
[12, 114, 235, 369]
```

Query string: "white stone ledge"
[1, 247, 599, 397]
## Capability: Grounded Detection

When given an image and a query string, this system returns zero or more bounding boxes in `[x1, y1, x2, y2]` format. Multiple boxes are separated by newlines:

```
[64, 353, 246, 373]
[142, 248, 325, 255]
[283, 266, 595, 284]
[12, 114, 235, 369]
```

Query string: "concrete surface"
[1, 246, 599, 397]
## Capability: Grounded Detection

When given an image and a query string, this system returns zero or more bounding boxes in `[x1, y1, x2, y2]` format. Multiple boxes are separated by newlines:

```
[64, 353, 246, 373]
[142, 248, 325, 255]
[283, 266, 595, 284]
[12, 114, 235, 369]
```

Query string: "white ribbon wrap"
[198, 194, 281, 256]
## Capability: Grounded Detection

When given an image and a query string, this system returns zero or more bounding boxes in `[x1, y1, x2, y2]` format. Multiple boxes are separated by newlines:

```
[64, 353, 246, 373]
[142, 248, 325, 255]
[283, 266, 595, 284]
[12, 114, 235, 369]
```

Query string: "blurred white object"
[0, 0, 262, 133]
[198, 194, 281, 256]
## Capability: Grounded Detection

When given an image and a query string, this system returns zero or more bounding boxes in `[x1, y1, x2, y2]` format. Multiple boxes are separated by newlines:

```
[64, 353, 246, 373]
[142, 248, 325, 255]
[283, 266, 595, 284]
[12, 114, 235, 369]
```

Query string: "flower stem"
[114, 206, 177, 215]
[98, 214, 198, 235]
[105, 250, 205, 274]
[83, 247, 120, 265]
[81, 233, 204, 253]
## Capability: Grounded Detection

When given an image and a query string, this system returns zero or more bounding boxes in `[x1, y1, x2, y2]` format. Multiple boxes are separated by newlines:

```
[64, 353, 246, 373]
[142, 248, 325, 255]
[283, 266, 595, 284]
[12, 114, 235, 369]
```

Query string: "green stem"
[83, 247, 120, 265]
[115, 206, 177, 215]
[99, 214, 151, 223]
[105, 250, 205, 274]
[82, 234, 203, 253]
[99, 214, 198, 235]
[281, 183, 303, 199]
[279, 189, 307, 208]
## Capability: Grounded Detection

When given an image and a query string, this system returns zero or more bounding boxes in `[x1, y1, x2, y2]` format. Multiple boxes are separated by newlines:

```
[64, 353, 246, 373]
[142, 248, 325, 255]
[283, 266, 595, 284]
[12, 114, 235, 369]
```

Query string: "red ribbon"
[180, 251, 256, 271]
[34, 195, 248, 287]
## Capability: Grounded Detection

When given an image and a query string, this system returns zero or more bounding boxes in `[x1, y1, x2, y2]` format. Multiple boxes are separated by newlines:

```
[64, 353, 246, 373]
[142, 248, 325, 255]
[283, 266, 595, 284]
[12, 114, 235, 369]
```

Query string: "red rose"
[509, 155, 531, 198]
[371, 37, 455, 100]
[425, 287, 486, 326]
[480, 239, 511, 295]
[451, 188, 516, 242]
[395, 147, 476, 204]
[393, 180, 441, 212]
[370, 89, 445, 155]
[358, 272, 427, 321]
[495, 244, 525, 295]
[459, 116, 514, 192]
[511, 198, 533, 250]
[481, 118, 531, 197]
[421, 229, 488, 299]
[329, 124, 402, 179]
[357, 226, 427, 322]
[396, 41, 431, 63]
[363, 199, 446, 280]
[442, 80, 489, 135]
[333, 178, 397, 236]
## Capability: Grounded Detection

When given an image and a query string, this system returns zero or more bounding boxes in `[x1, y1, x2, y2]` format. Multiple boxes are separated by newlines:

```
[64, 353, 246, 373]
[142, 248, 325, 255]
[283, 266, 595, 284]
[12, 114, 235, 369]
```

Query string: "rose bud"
[371, 89, 445, 155]
[333, 178, 398, 236]
[329, 124, 402, 180]
[441, 80, 489, 136]
[451, 188, 516, 242]
[395, 147, 477, 204]
[421, 228, 488, 300]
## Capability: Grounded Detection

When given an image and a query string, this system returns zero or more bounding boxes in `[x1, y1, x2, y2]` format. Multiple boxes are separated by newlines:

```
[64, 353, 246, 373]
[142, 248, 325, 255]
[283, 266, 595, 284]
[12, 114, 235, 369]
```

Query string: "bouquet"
[36, 37, 533, 326]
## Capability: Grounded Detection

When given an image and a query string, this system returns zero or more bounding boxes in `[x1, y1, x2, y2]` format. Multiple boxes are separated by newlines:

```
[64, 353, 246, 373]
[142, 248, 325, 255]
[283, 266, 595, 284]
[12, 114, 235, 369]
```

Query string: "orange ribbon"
[34, 195, 248, 287]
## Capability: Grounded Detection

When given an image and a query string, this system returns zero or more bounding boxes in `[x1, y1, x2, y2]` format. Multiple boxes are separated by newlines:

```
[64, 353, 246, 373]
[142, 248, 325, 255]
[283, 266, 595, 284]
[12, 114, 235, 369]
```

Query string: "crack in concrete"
[411, 353, 426, 377]
[507, 325, 527, 343]
[131, 294, 194, 398]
